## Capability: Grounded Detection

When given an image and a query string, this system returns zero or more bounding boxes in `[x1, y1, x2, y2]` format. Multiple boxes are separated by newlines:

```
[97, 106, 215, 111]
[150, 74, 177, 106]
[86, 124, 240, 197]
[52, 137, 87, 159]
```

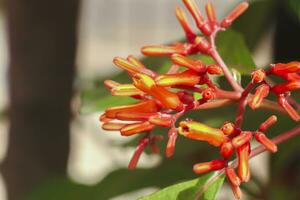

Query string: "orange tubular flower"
[104, 80, 120, 89]
[205, 1, 217, 27]
[259, 115, 277, 132]
[133, 73, 183, 111]
[102, 122, 127, 131]
[127, 55, 146, 68]
[155, 70, 200, 87]
[141, 44, 187, 56]
[226, 167, 241, 187]
[237, 143, 250, 182]
[270, 61, 300, 76]
[248, 84, 270, 110]
[277, 95, 300, 121]
[251, 69, 266, 84]
[221, 2, 249, 28]
[182, 0, 212, 35]
[110, 84, 144, 96]
[229, 183, 242, 200]
[255, 132, 278, 153]
[120, 121, 155, 136]
[178, 121, 227, 147]
[104, 100, 158, 118]
[175, 6, 197, 43]
[232, 131, 253, 148]
[149, 113, 173, 128]
[193, 159, 225, 174]
[115, 112, 156, 121]
[207, 64, 222, 75]
[194, 36, 212, 54]
[171, 54, 206, 73]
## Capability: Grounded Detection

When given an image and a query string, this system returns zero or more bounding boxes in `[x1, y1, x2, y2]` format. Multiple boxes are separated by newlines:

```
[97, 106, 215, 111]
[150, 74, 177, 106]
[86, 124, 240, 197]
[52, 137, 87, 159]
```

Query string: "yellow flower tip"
[178, 120, 227, 147]
[127, 55, 145, 68]
[111, 84, 144, 96]
[193, 159, 225, 174]
[133, 73, 156, 93]
[237, 143, 250, 182]
[141, 45, 185, 56]
[102, 122, 126, 131]
[175, 6, 196, 42]
[104, 80, 120, 90]
[155, 70, 200, 87]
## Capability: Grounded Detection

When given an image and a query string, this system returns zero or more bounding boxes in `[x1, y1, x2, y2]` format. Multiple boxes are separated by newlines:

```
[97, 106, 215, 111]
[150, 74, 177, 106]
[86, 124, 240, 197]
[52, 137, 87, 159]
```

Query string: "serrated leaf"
[138, 172, 225, 200]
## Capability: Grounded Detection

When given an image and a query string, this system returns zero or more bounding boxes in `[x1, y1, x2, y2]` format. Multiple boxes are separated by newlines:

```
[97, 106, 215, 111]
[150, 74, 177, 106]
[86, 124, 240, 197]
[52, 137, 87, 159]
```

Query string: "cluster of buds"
[178, 115, 277, 199]
[99, 0, 300, 199]
[247, 62, 300, 121]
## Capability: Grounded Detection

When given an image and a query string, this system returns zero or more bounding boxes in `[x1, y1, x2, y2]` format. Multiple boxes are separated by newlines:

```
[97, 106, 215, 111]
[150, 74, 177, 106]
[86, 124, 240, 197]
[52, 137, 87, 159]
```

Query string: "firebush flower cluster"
[100, 0, 300, 199]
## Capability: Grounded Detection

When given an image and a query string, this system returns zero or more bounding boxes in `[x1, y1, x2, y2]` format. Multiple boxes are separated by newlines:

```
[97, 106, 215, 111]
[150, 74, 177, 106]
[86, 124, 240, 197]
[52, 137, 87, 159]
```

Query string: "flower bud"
[155, 70, 200, 87]
[221, 2, 249, 28]
[166, 128, 178, 157]
[255, 132, 277, 153]
[141, 44, 186, 56]
[251, 69, 266, 84]
[220, 142, 234, 159]
[248, 84, 270, 110]
[178, 121, 227, 147]
[232, 131, 253, 148]
[226, 167, 241, 187]
[259, 115, 277, 132]
[237, 143, 250, 182]
[120, 121, 155, 136]
[277, 95, 300, 121]
[202, 88, 215, 101]
[221, 122, 236, 135]
[193, 159, 225, 174]
[105, 100, 158, 118]
[175, 6, 197, 43]
[171, 54, 206, 73]
[205, 1, 217, 26]
[115, 112, 155, 121]
[194, 36, 212, 54]
[207, 64, 223, 75]
[229, 184, 242, 200]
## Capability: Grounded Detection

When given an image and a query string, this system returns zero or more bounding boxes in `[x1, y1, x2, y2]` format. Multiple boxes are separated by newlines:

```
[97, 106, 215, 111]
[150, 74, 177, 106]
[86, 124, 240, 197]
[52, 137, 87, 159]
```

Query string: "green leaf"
[216, 29, 256, 74]
[138, 172, 225, 200]
[288, 0, 300, 21]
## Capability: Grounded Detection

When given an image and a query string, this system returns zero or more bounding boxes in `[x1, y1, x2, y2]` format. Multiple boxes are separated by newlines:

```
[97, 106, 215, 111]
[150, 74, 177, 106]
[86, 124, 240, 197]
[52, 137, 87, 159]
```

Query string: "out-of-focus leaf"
[216, 29, 256, 74]
[232, 0, 277, 50]
[288, 0, 300, 21]
[139, 172, 224, 200]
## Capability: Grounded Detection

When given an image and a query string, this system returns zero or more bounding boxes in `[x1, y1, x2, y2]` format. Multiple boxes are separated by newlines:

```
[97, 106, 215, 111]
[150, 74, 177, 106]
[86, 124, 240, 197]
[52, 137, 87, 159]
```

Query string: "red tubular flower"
[193, 159, 225, 174]
[248, 84, 270, 110]
[166, 128, 178, 157]
[120, 121, 155, 136]
[259, 115, 277, 132]
[220, 142, 234, 159]
[229, 183, 242, 200]
[282, 73, 300, 81]
[141, 44, 187, 56]
[178, 120, 227, 147]
[182, 0, 212, 35]
[194, 36, 212, 54]
[205, 1, 217, 27]
[232, 131, 253, 149]
[270, 61, 300, 76]
[133, 73, 184, 111]
[128, 137, 150, 169]
[277, 95, 300, 121]
[221, 122, 236, 136]
[171, 54, 206, 73]
[251, 69, 266, 84]
[226, 167, 241, 187]
[237, 143, 250, 182]
[271, 81, 300, 94]
[155, 70, 200, 87]
[255, 132, 278, 153]
[207, 64, 222, 75]
[175, 6, 197, 43]
[104, 100, 158, 118]
[221, 2, 249, 28]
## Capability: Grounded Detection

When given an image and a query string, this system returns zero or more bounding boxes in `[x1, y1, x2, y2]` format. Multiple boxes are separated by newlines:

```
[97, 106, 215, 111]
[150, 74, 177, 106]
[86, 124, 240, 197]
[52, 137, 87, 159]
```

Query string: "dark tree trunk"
[1, 0, 80, 199]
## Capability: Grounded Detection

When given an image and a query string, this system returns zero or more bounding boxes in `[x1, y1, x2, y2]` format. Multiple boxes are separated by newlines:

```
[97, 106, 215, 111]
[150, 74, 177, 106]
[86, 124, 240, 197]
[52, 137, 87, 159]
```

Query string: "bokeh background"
[0, 0, 299, 199]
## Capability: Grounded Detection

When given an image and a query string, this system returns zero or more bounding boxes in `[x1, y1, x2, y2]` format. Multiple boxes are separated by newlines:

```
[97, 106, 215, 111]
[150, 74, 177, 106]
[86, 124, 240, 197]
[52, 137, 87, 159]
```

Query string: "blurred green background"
[0, 0, 299, 200]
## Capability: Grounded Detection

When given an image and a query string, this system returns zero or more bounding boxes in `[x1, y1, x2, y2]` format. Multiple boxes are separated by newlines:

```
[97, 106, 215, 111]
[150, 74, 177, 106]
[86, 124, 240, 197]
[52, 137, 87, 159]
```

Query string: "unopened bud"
[259, 115, 277, 132]
[221, 2, 249, 28]
[232, 131, 253, 148]
[255, 132, 277, 153]
[193, 159, 225, 174]
[248, 84, 270, 110]
[207, 64, 223, 75]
